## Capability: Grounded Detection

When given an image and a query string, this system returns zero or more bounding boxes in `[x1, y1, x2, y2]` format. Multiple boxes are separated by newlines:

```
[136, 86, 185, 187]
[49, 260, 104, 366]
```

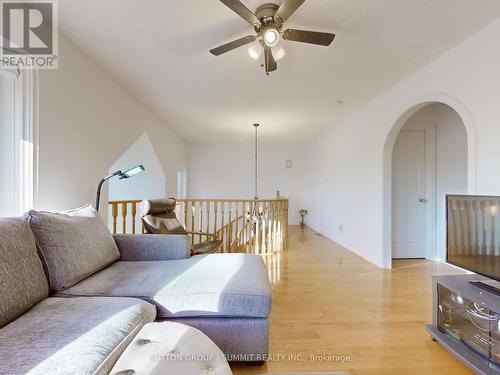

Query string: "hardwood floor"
[231, 225, 473, 374]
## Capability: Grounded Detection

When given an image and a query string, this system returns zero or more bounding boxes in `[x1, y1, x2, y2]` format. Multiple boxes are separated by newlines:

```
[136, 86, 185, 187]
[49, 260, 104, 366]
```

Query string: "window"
[177, 168, 187, 199]
[0, 68, 38, 217]
[176, 168, 187, 223]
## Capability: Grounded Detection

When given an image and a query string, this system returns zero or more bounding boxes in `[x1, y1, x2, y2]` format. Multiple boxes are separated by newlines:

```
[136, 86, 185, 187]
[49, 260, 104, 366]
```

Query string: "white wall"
[37, 35, 187, 215]
[108, 133, 166, 202]
[188, 142, 306, 225]
[397, 103, 468, 261]
[305, 16, 500, 268]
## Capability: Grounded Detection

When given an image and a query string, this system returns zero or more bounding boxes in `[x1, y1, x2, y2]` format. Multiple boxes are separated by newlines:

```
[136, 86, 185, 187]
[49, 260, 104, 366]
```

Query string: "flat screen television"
[447, 194, 500, 282]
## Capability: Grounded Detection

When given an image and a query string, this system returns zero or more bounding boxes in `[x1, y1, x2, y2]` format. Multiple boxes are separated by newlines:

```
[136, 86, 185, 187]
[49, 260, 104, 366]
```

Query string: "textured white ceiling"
[59, 0, 500, 142]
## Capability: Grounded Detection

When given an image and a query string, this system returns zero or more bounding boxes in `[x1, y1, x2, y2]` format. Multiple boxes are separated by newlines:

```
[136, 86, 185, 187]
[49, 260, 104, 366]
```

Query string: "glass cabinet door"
[438, 284, 500, 365]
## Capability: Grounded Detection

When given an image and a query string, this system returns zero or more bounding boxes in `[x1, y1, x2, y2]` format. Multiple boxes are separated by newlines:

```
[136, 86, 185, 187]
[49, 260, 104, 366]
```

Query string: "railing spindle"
[214, 201, 218, 240]
[206, 201, 210, 242]
[131, 202, 137, 234]
[112, 203, 118, 234]
[227, 202, 232, 253]
[191, 201, 195, 246]
[198, 202, 203, 242]
[121, 203, 128, 234]
[221, 201, 225, 252]
[183, 200, 187, 228]
[234, 202, 240, 252]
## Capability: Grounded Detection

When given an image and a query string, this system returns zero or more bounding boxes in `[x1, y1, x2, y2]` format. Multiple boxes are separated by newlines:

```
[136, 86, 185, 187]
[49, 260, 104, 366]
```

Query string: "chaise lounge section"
[57, 250, 271, 358]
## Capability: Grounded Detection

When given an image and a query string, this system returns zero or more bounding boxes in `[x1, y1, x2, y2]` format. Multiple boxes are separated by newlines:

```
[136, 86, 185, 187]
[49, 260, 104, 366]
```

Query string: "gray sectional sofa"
[0, 206, 272, 374]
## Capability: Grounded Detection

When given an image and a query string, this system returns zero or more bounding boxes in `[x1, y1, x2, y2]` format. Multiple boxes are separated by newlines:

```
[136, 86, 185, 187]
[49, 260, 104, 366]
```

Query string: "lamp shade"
[248, 41, 262, 61]
[95, 164, 146, 211]
[120, 165, 145, 179]
[272, 46, 287, 62]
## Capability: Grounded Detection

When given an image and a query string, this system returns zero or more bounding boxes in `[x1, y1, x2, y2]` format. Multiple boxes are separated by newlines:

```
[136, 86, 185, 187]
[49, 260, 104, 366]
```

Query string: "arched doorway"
[383, 97, 476, 268]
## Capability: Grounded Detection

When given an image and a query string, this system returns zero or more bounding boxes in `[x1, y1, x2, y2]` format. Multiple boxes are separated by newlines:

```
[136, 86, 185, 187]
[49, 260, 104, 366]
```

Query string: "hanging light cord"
[254, 123, 259, 200]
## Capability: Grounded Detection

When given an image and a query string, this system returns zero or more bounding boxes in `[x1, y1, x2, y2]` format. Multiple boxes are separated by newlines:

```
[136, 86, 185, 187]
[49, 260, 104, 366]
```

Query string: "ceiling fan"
[210, 0, 336, 75]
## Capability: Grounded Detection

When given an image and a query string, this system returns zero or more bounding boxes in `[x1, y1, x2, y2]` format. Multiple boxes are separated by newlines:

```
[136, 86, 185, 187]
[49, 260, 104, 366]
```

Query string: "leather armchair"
[141, 199, 223, 256]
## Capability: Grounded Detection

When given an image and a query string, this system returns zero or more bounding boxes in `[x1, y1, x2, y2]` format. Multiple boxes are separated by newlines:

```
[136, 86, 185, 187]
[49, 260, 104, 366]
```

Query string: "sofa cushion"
[0, 297, 156, 375]
[58, 254, 272, 319]
[27, 205, 120, 291]
[0, 218, 48, 328]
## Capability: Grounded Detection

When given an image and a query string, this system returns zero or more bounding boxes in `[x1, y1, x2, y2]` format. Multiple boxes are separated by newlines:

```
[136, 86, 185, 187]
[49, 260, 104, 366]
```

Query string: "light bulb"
[247, 42, 262, 61]
[490, 205, 498, 215]
[264, 28, 280, 47]
[271, 46, 287, 62]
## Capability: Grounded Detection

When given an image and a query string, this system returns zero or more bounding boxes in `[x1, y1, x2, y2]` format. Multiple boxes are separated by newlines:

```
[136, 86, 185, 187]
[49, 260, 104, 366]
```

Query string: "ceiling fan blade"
[275, 0, 305, 22]
[264, 46, 277, 74]
[282, 29, 335, 46]
[220, 0, 261, 27]
[210, 35, 257, 56]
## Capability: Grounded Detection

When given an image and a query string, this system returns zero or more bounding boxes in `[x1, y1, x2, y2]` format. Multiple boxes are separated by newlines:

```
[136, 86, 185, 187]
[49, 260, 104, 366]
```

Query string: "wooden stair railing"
[108, 198, 289, 255]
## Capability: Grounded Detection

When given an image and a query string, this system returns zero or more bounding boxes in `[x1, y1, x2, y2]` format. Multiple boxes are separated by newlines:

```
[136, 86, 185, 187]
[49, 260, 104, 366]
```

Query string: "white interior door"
[392, 129, 427, 258]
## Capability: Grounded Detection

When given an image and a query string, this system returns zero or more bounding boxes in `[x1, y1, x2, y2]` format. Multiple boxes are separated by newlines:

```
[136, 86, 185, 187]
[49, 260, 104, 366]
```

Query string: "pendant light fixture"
[246, 123, 262, 234]
[253, 123, 260, 200]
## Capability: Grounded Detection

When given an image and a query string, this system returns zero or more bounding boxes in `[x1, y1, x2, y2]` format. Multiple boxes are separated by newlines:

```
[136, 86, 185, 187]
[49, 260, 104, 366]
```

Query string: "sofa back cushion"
[0, 218, 49, 328]
[27, 205, 120, 291]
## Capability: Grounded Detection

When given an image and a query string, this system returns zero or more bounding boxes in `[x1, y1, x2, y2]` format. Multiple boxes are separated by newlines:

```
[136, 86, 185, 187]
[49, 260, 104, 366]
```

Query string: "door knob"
[419, 198, 428, 203]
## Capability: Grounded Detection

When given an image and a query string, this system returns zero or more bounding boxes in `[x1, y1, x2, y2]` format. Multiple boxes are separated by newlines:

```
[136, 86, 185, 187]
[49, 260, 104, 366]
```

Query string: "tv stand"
[470, 279, 500, 297]
[427, 274, 500, 375]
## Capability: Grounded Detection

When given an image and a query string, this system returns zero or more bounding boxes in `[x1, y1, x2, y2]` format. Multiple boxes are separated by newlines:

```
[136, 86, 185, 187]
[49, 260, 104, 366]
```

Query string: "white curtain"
[0, 67, 38, 217]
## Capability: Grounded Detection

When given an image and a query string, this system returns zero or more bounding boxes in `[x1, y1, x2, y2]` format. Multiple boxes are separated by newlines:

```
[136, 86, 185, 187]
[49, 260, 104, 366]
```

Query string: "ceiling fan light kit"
[210, 0, 336, 75]
[271, 45, 287, 61]
[248, 41, 263, 60]
[263, 27, 280, 47]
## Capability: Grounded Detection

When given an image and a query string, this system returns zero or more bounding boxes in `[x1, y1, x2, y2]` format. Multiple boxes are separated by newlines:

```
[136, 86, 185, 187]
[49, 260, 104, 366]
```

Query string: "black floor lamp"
[95, 165, 145, 211]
